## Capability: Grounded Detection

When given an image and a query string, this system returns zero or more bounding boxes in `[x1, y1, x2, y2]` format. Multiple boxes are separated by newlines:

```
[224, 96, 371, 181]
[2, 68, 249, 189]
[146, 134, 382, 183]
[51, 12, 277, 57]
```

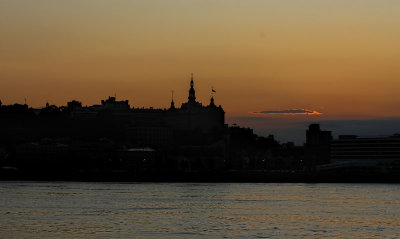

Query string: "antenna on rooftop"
[24, 97, 27, 105]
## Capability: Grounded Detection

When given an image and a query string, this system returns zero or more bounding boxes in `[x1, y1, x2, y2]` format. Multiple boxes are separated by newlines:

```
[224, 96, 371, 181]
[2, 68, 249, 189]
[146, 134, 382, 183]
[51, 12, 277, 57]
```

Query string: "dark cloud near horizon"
[251, 109, 322, 115]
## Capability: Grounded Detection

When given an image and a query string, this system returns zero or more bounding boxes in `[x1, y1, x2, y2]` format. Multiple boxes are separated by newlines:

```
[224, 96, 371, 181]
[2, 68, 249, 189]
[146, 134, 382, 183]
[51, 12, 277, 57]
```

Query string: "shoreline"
[1, 170, 399, 183]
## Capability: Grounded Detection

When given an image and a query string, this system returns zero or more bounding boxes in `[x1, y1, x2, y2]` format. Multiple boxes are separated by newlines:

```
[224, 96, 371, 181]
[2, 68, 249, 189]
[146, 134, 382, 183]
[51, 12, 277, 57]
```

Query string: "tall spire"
[209, 86, 216, 106]
[209, 96, 215, 107]
[188, 73, 196, 102]
[170, 90, 175, 109]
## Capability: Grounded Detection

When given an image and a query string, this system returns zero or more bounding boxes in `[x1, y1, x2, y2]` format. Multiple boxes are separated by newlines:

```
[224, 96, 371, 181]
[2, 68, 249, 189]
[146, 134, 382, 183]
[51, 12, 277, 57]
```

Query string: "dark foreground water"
[0, 182, 399, 238]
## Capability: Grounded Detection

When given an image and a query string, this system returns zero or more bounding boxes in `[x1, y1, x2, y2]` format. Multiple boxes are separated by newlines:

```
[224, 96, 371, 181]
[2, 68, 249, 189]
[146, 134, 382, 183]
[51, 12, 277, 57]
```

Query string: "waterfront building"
[305, 124, 332, 165]
[0, 74, 230, 172]
[65, 74, 225, 138]
[331, 134, 400, 164]
[315, 134, 400, 174]
[165, 74, 225, 134]
[306, 124, 332, 146]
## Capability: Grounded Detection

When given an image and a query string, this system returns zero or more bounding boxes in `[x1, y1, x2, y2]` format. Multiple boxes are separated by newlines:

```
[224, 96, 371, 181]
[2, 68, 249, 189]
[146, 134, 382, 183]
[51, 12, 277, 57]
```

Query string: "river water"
[0, 182, 399, 238]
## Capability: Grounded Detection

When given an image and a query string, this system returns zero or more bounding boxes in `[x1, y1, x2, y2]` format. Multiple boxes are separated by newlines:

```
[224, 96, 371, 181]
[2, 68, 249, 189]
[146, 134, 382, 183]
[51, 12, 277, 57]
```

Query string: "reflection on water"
[0, 182, 399, 238]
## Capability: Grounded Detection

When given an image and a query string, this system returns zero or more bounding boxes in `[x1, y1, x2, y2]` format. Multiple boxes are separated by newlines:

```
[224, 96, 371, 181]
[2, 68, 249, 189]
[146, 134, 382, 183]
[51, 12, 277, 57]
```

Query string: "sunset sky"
[1, 0, 400, 143]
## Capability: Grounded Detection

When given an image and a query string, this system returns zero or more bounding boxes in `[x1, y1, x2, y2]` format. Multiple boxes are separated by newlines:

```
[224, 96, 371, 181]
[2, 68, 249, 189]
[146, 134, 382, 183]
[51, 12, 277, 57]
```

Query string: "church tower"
[188, 73, 196, 103]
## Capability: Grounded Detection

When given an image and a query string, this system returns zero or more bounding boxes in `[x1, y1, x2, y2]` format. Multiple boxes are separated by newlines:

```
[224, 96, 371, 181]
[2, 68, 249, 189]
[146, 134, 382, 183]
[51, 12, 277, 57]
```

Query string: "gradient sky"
[1, 0, 400, 142]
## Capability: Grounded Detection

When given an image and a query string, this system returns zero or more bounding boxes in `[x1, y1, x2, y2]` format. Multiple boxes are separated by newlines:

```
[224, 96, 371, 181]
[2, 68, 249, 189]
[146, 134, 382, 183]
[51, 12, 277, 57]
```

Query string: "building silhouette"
[329, 134, 400, 171]
[165, 74, 225, 135]
[305, 124, 332, 167]
[0, 75, 229, 175]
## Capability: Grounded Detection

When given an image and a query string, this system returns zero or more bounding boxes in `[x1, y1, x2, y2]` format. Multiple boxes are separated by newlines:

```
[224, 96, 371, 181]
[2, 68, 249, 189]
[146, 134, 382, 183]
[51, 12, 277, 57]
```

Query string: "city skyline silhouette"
[1, 2, 400, 237]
